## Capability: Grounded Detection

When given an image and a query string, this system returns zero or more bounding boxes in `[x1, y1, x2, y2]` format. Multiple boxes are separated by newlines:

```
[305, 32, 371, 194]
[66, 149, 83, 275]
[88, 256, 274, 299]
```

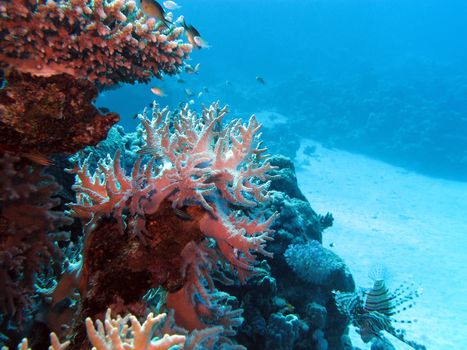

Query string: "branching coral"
[166, 241, 244, 335]
[85, 309, 186, 350]
[0, 0, 192, 85]
[67, 102, 277, 347]
[3, 308, 231, 350]
[0, 153, 72, 325]
[68, 102, 277, 276]
[4, 333, 70, 350]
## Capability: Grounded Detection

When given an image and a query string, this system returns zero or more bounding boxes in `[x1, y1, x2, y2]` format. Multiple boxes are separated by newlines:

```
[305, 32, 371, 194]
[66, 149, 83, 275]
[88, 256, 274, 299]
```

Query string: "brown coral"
[0, 70, 119, 156]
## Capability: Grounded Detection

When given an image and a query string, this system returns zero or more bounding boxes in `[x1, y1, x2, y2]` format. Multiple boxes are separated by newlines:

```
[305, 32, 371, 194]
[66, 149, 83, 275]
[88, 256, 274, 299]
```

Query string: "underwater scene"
[0, 0, 466, 349]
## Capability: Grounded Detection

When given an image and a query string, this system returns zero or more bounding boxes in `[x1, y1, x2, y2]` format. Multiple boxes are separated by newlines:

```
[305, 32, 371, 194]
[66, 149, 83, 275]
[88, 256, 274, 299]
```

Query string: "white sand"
[294, 139, 467, 349]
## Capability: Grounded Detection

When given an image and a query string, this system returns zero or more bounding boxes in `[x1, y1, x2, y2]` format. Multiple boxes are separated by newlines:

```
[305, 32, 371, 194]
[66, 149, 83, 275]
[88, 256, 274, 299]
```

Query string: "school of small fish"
[139, 0, 267, 104]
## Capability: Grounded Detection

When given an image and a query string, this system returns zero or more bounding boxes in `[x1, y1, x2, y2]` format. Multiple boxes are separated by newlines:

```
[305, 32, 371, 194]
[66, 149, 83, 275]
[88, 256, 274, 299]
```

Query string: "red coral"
[68, 103, 277, 346]
[69, 102, 277, 275]
[0, 0, 192, 85]
[0, 70, 119, 156]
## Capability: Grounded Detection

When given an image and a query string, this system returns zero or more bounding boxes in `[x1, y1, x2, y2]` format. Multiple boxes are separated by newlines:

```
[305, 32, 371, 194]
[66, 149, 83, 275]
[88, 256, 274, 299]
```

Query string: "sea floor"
[294, 139, 467, 349]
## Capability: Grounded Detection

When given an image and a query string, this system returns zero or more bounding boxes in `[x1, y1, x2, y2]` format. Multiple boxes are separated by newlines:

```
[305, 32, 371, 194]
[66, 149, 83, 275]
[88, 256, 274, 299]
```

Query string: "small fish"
[189, 99, 195, 105]
[151, 86, 166, 96]
[163, 0, 181, 10]
[173, 207, 194, 221]
[256, 76, 266, 84]
[181, 20, 209, 49]
[225, 80, 232, 86]
[203, 86, 209, 93]
[329, 242, 335, 247]
[184, 63, 200, 74]
[174, 15, 184, 24]
[184, 88, 194, 97]
[140, 0, 172, 27]
[176, 76, 186, 83]
[23, 152, 54, 166]
[193, 36, 210, 49]
[97, 106, 110, 114]
[197, 92, 203, 98]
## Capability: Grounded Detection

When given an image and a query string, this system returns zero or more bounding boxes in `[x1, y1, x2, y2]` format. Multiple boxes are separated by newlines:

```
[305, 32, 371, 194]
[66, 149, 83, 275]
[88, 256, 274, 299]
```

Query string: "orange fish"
[150, 87, 166, 96]
[23, 152, 54, 166]
[181, 20, 209, 49]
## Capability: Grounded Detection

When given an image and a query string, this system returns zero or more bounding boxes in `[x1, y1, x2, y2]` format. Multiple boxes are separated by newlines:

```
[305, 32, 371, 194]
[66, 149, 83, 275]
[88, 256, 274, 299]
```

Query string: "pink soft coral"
[69, 102, 277, 274]
[68, 102, 277, 344]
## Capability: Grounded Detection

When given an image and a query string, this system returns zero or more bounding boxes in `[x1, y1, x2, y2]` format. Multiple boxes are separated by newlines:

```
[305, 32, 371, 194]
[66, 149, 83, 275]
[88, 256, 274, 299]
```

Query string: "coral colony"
[0, 1, 425, 349]
[65, 103, 277, 348]
[0, 0, 191, 85]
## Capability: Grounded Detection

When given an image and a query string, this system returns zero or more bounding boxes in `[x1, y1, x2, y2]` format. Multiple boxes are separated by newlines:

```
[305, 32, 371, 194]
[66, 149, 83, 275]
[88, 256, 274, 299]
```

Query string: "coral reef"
[0, 0, 192, 164]
[220, 155, 354, 350]
[3, 308, 240, 349]
[66, 102, 276, 348]
[0, 70, 119, 156]
[0, 0, 191, 86]
[84, 309, 185, 350]
[263, 75, 467, 180]
[285, 241, 348, 287]
[0, 85, 358, 349]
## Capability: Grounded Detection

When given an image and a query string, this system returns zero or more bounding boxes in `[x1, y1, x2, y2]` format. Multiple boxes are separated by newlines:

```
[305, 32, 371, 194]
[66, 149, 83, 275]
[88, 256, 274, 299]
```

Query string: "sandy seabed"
[295, 139, 467, 349]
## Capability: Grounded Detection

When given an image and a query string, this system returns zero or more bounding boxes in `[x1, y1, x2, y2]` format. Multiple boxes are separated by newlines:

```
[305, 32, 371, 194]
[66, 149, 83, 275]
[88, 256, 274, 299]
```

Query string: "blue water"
[98, 0, 467, 181]
[2, 1, 467, 348]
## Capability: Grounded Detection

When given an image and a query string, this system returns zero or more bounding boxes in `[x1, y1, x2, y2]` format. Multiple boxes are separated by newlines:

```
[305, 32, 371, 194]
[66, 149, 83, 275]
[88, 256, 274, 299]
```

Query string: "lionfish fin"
[368, 263, 390, 282]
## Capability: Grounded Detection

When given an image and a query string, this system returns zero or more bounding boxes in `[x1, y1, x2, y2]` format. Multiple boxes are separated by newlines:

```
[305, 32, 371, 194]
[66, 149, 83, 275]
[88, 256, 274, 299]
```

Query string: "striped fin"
[389, 279, 422, 316]
[368, 263, 390, 282]
[334, 291, 362, 317]
[356, 311, 392, 337]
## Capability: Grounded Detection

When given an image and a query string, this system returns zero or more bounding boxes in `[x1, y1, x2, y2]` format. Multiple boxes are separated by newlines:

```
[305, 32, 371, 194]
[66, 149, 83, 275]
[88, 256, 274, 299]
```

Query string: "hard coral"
[0, 70, 119, 156]
[0, 0, 191, 85]
[85, 309, 186, 350]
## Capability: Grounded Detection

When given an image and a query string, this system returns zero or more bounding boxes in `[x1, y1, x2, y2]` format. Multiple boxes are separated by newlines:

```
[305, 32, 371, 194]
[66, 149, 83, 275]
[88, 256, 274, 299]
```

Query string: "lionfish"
[334, 266, 426, 350]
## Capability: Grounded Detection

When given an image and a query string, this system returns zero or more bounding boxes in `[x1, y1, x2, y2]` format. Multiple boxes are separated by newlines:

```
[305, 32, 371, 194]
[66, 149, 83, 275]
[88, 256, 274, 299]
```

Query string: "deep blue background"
[97, 0, 467, 180]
